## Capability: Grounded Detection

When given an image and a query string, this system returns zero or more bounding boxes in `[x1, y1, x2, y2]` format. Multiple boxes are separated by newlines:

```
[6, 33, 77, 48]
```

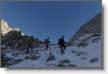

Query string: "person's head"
[61, 36, 64, 39]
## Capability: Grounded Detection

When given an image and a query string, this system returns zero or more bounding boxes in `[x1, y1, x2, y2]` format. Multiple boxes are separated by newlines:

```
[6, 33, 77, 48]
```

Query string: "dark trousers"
[60, 45, 66, 54]
[26, 45, 33, 54]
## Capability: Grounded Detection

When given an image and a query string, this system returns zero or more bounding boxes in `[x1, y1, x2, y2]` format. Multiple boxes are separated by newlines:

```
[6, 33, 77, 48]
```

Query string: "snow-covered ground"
[5, 36, 102, 69]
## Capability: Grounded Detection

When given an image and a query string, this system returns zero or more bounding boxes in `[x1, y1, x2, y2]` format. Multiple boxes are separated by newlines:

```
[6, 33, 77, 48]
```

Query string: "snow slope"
[5, 37, 102, 69]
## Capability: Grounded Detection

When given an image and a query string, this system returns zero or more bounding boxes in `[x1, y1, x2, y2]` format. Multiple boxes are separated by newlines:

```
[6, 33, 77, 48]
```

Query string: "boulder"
[46, 53, 55, 62]
[90, 58, 98, 63]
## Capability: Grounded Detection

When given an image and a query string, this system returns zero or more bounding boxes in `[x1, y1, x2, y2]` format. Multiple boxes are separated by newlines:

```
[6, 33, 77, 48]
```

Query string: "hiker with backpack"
[26, 36, 34, 54]
[58, 36, 66, 54]
[44, 37, 50, 50]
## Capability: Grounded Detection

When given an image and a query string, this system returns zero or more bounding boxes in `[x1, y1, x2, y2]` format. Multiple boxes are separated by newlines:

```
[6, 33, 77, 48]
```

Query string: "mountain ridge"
[69, 13, 101, 44]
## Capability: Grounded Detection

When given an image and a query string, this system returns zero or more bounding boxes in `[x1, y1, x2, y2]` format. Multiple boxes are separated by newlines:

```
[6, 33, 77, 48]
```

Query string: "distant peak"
[0, 19, 24, 36]
[0, 19, 13, 35]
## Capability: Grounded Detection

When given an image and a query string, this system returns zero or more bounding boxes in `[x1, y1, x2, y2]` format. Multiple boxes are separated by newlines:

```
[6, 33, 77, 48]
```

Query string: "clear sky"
[0, 1, 101, 43]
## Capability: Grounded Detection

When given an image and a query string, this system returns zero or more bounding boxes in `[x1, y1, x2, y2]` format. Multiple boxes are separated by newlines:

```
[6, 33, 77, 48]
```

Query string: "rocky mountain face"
[0, 19, 41, 51]
[68, 13, 101, 45]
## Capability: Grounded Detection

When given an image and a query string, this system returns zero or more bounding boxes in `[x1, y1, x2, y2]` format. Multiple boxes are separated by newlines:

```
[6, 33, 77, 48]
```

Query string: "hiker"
[26, 36, 34, 54]
[44, 37, 50, 50]
[58, 36, 66, 54]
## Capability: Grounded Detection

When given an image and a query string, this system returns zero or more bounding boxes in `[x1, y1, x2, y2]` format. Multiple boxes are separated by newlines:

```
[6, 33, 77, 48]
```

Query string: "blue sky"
[0, 1, 101, 43]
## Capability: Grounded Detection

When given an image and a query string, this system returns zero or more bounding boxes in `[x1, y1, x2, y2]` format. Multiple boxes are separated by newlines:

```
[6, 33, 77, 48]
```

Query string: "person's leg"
[45, 44, 48, 50]
[26, 48, 29, 54]
[62, 45, 65, 54]
[47, 44, 49, 49]
[61, 45, 63, 54]
[61, 47, 62, 54]
[64, 45, 66, 49]
[30, 45, 33, 51]
[62, 48, 64, 54]
[45, 45, 47, 50]
[63, 45, 66, 53]
[26, 46, 30, 54]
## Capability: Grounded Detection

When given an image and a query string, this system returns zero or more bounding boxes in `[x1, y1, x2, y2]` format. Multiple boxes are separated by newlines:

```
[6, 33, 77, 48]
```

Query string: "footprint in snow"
[89, 58, 98, 63]
[72, 50, 77, 54]
[76, 52, 87, 56]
